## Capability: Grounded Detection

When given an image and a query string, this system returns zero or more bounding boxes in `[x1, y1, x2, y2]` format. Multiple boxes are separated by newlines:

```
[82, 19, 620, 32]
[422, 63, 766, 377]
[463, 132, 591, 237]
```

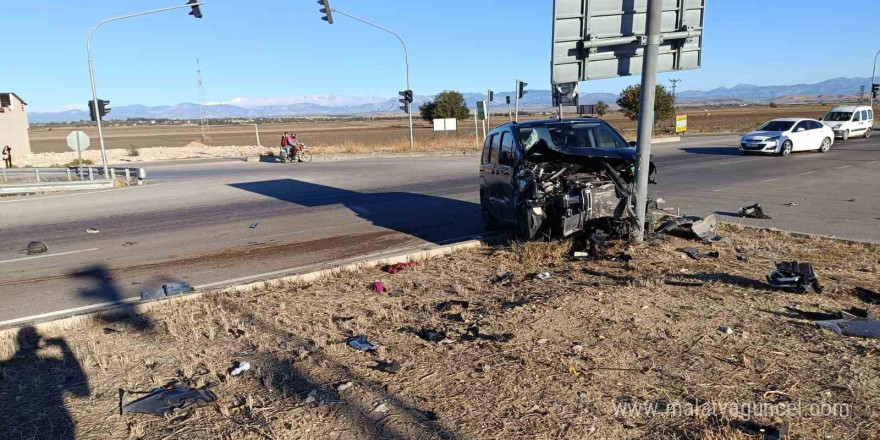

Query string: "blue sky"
[2, 0, 878, 111]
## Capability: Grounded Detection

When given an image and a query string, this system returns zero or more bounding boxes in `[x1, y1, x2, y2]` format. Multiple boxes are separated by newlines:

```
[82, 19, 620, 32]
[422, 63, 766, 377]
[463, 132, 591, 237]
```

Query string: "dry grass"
[1, 226, 878, 439]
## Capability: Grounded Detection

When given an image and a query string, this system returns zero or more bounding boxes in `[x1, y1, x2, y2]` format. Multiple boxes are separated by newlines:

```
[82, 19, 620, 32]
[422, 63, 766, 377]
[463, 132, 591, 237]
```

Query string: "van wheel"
[865, 128, 872, 139]
[819, 138, 831, 153]
[779, 140, 793, 156]
[842, 130, 850, 141]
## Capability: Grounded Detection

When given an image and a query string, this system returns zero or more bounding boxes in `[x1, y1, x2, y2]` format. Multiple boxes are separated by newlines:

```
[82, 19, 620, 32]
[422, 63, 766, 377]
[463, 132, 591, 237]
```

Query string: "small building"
[0, 92, 32, 160]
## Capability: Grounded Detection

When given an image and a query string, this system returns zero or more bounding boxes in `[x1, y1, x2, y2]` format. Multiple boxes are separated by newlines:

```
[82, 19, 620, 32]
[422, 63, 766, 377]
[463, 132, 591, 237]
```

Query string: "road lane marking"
[712, 187, 736, 192]
[0, 248, 100, 265]
[0, 182, 166, 204]
[835, 165, 852, 169]
[0, 297, 141, 329]
[799, 171, 816, 175]
[760, 178, 780, 183]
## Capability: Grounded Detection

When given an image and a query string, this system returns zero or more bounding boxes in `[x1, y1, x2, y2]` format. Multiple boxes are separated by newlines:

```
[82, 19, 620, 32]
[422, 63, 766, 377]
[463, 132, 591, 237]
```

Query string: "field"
[1, 225, 878, 439]
[26, 104, 847, 155]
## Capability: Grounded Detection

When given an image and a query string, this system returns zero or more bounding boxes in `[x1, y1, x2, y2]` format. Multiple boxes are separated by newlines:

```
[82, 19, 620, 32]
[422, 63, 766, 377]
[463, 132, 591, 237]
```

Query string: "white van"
[820, 106, 874, 140]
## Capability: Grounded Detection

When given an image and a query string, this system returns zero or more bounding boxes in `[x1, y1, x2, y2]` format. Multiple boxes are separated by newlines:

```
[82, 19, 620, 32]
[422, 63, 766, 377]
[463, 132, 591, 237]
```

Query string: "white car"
[740, 118, 834, 156]
[820, 106, 874, 140]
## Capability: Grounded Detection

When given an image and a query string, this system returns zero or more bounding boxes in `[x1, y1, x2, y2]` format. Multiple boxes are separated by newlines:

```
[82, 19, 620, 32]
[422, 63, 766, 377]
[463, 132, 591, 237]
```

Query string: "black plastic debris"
[442, 312, 465, 322]
[856, 287, 880, 305]
[736, 420, 788, 440]
[25, 241, 48, 255]
[140, 289, 166, 301]
[739, 203, 771, 219]
[435, 300, 469, 312]
[656, 215, 726, 243]
[491, 273, 513, 284]
[121, 385, 216, 416]
[418, 328, 447, 342]
[679, 247, 702, 260]
[372, 360, 402, 374]
[249, 222, 259, 229]
[767, 261, 823, 294]
[164, 282, 192, 296]
[346, 335, 377, 351]
[463, 324, 513, 343]
[815, 317, 880, 339]
[228, 328, 245, 338]
[103, 327, 121, 334]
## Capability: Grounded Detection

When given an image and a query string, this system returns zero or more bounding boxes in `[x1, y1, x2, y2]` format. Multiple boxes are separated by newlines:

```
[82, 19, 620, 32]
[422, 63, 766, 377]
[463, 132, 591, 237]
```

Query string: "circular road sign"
[66, 131, 91, 152]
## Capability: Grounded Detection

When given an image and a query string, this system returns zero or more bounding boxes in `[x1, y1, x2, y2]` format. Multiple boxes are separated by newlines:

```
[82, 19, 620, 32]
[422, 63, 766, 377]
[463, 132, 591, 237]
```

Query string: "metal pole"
[514, 81, 520, 123]
[871, 49, 880, 114]
[254, 124, 261, 147]
[508, 102, 513, 121]
[87, 2, 207, 179]
[486, 90, 491, 130]
[330, 8, 413, 151]
[632, 0, 662, 243]
[474, 109, 479, 147]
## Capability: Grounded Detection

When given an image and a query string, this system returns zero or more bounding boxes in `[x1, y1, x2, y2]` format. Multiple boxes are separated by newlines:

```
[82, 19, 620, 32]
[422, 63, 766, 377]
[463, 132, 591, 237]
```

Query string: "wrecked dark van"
[479, 118, 655, 240]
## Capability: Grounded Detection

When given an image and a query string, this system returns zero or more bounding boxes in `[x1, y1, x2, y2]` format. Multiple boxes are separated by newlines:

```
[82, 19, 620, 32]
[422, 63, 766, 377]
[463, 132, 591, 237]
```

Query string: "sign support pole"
[632, 0, 662, 243]
[486, 90, 491, 131]
[514, 81, 520, 123]
[474, 110, 479, 147]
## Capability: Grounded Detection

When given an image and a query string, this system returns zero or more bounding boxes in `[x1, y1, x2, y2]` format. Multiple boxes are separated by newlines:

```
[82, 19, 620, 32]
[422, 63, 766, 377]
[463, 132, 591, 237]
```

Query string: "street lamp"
[318, 1, 414, 151]
[88, 1, 206, 178]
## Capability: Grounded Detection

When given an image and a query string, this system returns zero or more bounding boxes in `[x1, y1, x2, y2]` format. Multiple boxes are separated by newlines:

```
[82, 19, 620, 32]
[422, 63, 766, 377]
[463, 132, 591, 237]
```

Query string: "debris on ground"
[678, 247, 719, 260]
[228, 328, 245, 338]
[462, 324, 514, 343]
[739, 203, 771, 219]
[25, 241, 48, 255]
[856, 287, 880, 305]
[336, 381, 353, 392]
[249, 222, 259, 229]
[532, 272, 551, 280]
[372, 360, 401, 374]
[735, 420, 788, 440]
[346, 335, 377, 351]
[491, 272, 513, 284]
[815, 314, 880, 339]
[373, 403, 390, 413]
[718, 326, 734, 335]
[767, 261, 823, 294]
[436, 300, 469, 312]
[86, 228, 100, 234]
[383, 262, 417, 274]
[303, 388, 340, 405]
[655, 214, 726, 243]
[103, 327, 121, 334]
[140, 289, 166, 301]
[121, 384, 216, 416]
[371, 281, 386, 293]
[230, 361, 251, 376]
[417, 328, 447, 342]
[163, 282, 192, 296]
[121, 241, 138, 247]
[583, 268, 634, 283]
[735, 247, 749, 262]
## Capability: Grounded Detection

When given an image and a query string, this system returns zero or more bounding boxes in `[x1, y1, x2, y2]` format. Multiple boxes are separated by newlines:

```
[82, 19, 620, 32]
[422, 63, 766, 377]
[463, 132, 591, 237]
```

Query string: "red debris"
[382, 262, 418, 274]
[371, 281, 386, 293]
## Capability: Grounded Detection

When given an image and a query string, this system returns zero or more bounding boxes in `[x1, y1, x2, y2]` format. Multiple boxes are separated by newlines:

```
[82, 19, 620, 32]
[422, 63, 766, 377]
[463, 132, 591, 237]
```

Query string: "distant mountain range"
[29, 77, 872, 123]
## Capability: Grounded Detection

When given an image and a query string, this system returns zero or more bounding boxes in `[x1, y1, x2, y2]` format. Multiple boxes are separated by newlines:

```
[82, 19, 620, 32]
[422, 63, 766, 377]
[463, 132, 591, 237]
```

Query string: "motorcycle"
[283, 144, 313, 163]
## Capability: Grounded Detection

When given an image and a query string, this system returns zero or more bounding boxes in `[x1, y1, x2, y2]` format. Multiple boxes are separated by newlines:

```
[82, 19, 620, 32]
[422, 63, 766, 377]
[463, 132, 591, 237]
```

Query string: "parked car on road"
[740, 118, 834, 156]
[479, 117, 655, 240]
[820, 106, 874, 140]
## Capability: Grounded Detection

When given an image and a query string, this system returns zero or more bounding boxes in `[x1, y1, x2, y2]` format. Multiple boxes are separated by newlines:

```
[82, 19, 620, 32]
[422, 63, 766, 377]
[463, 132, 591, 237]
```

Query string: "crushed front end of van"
[512, 134, 656, 241]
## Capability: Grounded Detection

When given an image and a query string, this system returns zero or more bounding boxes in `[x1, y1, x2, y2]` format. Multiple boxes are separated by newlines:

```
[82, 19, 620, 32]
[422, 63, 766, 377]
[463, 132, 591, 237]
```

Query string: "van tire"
[842, 130, 850, 141]
[865, 128, 872, 139]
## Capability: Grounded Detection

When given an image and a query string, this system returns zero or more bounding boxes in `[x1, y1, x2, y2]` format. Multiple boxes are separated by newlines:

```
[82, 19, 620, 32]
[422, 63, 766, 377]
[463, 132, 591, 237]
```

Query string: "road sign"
[577, 104, 597, 115]
[676, 115, 688, 133]
[432, 118, 458, 132]
[67, 131, 90, 151]
[476, 101, 487, 120]
[553, 82, 580, 107]
[551, 0, 705, 84]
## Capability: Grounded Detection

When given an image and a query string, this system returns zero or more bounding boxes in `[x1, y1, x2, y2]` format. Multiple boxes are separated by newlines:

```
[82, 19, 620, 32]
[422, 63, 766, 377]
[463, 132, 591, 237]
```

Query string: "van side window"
[861, 110, 869, 121]
[481, 136, 492, 164]
[869, 110, 875, 122]
[853, 111, 862, 121]
[488, 134, 500, 164]
[499, 132, 515, 166]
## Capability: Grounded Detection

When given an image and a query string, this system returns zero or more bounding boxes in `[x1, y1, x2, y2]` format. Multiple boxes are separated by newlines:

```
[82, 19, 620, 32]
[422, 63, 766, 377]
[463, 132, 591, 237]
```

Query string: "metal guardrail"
[0, 166, 146, 185]
[0, 179, 116, 195]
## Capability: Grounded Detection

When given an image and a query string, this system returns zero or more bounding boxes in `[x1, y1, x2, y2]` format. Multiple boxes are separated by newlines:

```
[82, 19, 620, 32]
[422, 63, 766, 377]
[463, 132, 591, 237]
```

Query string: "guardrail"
[0, 166, 146, 185]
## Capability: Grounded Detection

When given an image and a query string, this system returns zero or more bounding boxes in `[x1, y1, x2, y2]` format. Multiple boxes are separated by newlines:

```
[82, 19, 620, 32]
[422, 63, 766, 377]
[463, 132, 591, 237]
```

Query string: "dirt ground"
[1, 225, 878, 440]
[27, 104, 847, 155]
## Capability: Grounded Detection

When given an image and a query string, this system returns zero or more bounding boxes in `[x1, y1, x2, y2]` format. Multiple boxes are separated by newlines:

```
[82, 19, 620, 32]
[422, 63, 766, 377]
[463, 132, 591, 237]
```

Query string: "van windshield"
[518, 121, 629, 153]
[823, 112, 852, 122]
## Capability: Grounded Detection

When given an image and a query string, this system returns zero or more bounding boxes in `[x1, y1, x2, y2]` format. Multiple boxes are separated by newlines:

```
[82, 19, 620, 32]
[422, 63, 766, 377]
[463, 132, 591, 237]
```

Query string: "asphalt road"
[2, 133, 878, 325]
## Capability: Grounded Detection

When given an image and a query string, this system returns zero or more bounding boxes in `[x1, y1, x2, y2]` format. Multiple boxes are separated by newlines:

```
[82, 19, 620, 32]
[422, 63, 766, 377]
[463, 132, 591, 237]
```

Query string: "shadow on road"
[229, 179, 482, 245]
[679, 147, 744, 156]
[0, 326, 90, 439]
[71, 265, 154, 331]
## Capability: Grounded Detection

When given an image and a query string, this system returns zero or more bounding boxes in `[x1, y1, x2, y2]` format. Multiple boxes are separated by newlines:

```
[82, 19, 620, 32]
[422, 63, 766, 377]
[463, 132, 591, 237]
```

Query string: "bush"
[127, 145, 140, 157]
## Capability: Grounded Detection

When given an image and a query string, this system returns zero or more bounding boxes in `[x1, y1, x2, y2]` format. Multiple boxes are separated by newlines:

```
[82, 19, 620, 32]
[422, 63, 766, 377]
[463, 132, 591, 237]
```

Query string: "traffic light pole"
[330, 8, 414, 151]
[632, 0, 662, 243]
[87, 2, 207, 178]
[871, 49, 880, 113]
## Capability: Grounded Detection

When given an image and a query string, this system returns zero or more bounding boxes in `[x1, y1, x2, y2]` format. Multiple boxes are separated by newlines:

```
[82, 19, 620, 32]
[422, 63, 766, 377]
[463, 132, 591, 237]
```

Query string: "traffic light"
[318, 0, 334, 24]
[873, 83, 879, 99]
[187, 0, 202, 18]
[98, 99, 111, 117]
[399, 90, 412, 113]
[488, 90, 494, 102]
[517, 80, 528, 99]
[506, 96, 511, 105]
[88, 100, 97, 122]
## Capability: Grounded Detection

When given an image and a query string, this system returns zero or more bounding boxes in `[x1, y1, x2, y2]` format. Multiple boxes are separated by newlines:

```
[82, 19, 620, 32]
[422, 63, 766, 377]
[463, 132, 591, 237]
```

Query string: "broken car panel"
[480, 118, 656, 240]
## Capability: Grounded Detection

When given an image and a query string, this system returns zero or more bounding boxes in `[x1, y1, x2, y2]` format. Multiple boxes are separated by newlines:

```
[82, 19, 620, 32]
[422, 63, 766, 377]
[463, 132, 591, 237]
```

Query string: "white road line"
[835, 165, 852, 169]
[0, 247, 100, 265]
[712, 187, 736, 192]
[0, 182, 166, 204]
[760, 178, 780, 183]
[799, 171, 816, 175]
[0, 297, 140, 329]
[866, 161, 877, 165]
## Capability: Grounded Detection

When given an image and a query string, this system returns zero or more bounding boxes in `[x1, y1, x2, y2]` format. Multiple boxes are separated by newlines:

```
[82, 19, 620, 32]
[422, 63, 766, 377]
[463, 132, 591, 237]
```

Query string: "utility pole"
[632, 0, 662, 243]
[486, 90, 493, 130]
[88, 1, 206, 178]
[669, 78, 681, 103]
[318, 2, 414, 151]
[196, 58, 212, 144]
[859, 85, 866, 103]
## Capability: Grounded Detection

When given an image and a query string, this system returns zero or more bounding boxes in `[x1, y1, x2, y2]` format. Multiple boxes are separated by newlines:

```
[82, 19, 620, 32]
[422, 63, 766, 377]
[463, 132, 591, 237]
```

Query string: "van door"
[851, 110, 864, 134]
[496, 130, 518, 221]
[484, 133, 503, 219]
[479, 134, 495, 213]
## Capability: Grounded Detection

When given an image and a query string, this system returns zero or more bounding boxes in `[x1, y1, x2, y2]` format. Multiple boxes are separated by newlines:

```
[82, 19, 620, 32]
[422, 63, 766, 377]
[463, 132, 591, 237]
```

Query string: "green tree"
[616, 84, 676, 121]
[595, 100, 609, 116]
[419, 90, 470, 122]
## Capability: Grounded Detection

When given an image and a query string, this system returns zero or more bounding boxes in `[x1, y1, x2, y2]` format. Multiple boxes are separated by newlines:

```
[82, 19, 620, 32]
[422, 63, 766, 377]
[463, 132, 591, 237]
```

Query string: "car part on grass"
[656, 214, 726, 243]
[678, 247, 719, 260]
[25, 241, 48, 255]
[249, 222, 259, 229]
[383, 262, 417, 274]
[230, 361, 251, 376]
[164, 282, 192, 296]
[346, 335, 377, 351]
[815, 317, 880, 339]
[140, 289, 166, 301]
[767, 261, 823, 294]
[372, 360, 402, 374]
[121, 385, 216, 416]
[418, 328, 447, 342]
[463, 324, 514, 342]
[739, 203, 771, 219]
[228, 328, 245, 338]
[583, 267, 634, 283]
[442, 312, 465, 322]
[735, 420, 788, 440]
[532, 272, 551, 280]
[491, 272, 513, 284]
[856, 287, 880, 305]
[371, 281, 386, 293]
[436, 300, 469, 312]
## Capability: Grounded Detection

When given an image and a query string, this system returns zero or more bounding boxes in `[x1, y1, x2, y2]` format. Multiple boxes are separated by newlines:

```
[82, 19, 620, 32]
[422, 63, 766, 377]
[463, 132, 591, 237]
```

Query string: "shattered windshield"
[822, 112, 852, 122]
[756, 121, 795, 132]
[518, 122, 629, 154]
